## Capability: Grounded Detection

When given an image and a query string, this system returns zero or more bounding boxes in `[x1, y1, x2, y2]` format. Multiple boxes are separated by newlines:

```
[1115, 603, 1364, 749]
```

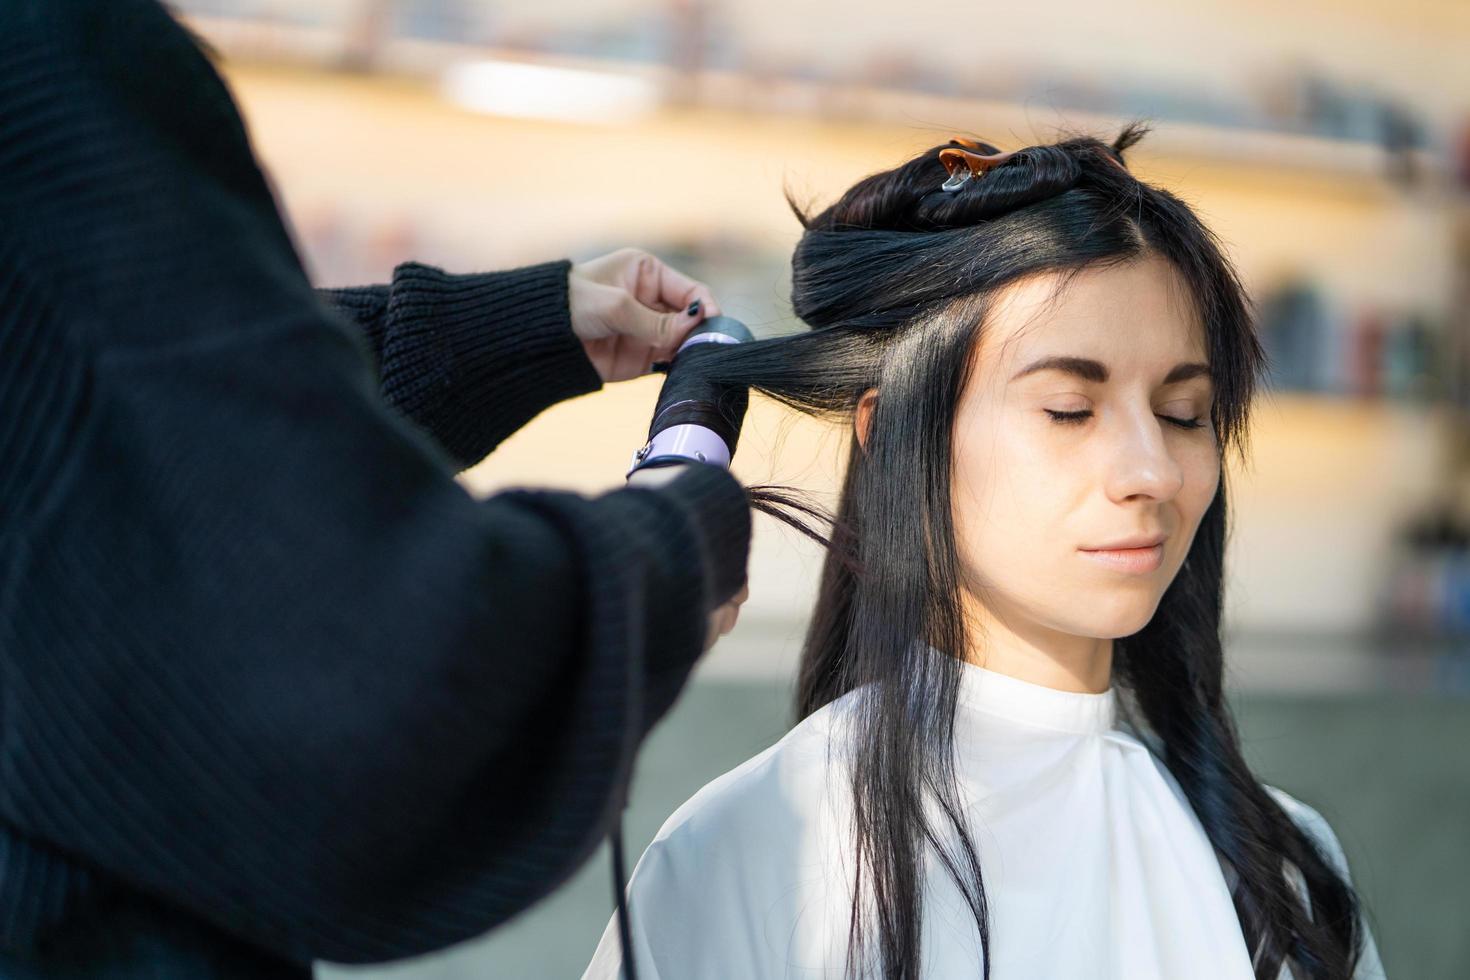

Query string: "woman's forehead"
[977, 259, 1207, 375]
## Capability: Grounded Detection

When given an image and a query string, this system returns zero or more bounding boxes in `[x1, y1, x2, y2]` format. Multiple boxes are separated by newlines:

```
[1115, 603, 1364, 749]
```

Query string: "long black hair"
[676, 121, 1369, 979]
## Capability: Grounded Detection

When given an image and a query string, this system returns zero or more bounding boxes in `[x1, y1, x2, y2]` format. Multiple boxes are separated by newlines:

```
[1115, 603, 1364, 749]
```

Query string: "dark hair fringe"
[682, 120, 1368, 979]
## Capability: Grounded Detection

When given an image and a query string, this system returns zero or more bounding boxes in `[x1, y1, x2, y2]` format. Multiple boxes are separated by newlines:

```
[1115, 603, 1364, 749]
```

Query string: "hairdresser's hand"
[569, 248, 722, 383]
[706, 582, 748, 652]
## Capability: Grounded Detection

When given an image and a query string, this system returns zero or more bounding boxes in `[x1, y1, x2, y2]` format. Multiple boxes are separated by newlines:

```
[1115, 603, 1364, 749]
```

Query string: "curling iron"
[627, 314, 753, 477]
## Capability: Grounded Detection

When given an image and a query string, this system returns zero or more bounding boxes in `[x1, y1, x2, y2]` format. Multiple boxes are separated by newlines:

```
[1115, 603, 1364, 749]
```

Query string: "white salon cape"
[583, 660, 1386, 979]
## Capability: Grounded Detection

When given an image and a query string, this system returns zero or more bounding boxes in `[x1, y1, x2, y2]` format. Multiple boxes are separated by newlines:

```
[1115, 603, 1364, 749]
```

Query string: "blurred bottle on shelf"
[1456, 118, 1470, 190]
[1376, 497, 1470, 653]
[1347, 307, 1387, 398]
[1258, 274, 1444, 404]
[1258, 276, 1332, 393]
[1383, 312, 1440, 404]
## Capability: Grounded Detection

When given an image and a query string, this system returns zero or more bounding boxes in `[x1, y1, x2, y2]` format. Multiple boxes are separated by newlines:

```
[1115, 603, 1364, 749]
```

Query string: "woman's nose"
[1105, 410, 1185, 502]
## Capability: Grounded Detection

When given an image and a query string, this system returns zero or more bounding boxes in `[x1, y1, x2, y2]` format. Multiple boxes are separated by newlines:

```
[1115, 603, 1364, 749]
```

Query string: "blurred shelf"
[691, 71, 1455, 201]
[184, 14, 1459, 204]
[1253, 390, 1451, 420]
[704, 618, 1470, 697]
[1224, 629, 1470, 697]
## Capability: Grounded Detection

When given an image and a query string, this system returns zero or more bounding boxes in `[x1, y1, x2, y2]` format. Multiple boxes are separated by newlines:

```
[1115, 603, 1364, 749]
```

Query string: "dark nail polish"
[687, 300, 701, 317]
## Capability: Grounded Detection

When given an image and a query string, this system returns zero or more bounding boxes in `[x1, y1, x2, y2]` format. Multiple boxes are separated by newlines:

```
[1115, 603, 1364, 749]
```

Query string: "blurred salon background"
[169, 1, 1470, 976]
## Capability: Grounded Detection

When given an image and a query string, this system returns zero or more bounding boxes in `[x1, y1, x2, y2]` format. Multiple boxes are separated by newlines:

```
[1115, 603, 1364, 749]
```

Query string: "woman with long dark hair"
[583, 122, 1386, 979]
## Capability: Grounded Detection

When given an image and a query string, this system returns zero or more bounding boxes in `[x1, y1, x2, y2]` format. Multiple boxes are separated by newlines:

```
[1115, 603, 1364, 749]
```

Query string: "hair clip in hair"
[941, 168, 973, 193]
[938, 145, 1018, 192]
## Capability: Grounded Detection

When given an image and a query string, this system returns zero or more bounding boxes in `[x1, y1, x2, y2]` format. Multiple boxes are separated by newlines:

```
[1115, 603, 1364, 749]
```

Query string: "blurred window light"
[440, 59, 659, 124]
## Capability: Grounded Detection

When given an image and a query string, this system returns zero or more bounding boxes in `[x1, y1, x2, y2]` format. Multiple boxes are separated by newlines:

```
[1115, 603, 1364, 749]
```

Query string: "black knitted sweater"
[0, 0, 750, 973]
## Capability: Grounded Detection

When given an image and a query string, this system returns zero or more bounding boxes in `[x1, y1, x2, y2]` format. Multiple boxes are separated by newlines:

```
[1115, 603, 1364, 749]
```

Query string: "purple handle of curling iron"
[639, 423, 732, 468]
[677, 329, 746, 350]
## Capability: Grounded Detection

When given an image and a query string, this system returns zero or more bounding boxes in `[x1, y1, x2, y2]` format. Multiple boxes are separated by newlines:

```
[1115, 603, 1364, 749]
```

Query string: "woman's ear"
[855, 388, 879, 451]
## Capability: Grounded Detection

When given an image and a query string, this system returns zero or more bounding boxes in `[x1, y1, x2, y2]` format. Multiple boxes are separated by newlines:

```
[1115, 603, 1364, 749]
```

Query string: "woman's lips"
[1078, 543, 1164, 574]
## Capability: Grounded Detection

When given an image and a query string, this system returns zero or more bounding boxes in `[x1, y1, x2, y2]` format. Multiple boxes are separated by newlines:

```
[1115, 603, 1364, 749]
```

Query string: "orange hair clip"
[938, 143, 1018, 192]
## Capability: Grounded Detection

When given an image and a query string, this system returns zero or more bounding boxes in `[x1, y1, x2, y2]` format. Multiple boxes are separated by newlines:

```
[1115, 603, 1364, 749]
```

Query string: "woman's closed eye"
[1043, 409, 1207, 430]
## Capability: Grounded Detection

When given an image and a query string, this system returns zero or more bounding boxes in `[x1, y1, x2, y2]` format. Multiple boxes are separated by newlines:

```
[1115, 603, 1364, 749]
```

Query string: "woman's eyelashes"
[1043, 408, 1206, 430]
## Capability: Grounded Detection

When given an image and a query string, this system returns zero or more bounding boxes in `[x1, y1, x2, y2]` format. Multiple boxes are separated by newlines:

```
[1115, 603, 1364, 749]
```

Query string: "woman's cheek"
[1184, 445, 1222, 512]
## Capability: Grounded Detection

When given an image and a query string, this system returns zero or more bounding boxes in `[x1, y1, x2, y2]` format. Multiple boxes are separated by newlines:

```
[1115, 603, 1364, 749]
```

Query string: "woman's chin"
[1068, 591, 1163, 638]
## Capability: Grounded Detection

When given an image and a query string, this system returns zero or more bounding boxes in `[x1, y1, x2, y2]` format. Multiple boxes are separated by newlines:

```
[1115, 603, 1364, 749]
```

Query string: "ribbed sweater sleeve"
[0, 0, 751, 965]
[317, 260, 604, 469]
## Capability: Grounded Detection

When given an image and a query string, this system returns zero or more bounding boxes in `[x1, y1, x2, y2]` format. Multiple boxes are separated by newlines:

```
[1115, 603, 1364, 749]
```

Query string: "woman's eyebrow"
[1009, 356, 1212, 385]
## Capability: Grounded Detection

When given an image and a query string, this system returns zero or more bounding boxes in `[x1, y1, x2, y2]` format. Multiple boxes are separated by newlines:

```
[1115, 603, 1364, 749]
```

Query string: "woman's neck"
[958, 604, 1114, 694]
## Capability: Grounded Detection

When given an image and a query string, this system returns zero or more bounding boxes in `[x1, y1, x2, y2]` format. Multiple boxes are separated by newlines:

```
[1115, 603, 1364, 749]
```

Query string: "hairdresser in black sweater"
[0, 0, 752, 976]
